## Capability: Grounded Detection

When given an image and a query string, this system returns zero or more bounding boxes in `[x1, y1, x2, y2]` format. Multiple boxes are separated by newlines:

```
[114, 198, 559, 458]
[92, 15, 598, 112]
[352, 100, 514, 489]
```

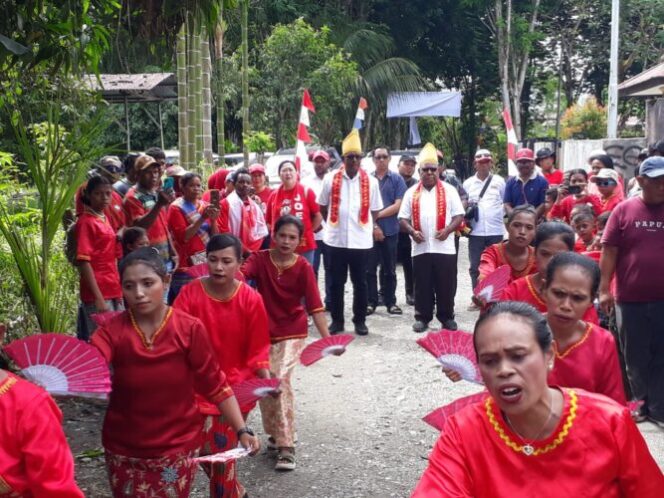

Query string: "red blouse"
[167, 200, 209, 269]
[501, 274, 600, 325]
[173, 280, 271, 413]
[90, 308, 232, 458]
[75, 183, 126, 233]
[75, 210, 122, 303]
[412, 389, 663, 498]
[548, 194, 602, 223]
[265, 184, 320, 253]
[542, 169, 564, 186]
[600, 193, 623, 214]
[0, 373, 84, 498]
[478, 242, 536, 284]
[241, 251, 325, 342]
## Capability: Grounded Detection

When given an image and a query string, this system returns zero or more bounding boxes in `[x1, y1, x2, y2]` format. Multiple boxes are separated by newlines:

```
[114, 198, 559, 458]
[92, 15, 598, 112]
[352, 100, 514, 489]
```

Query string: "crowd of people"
[1, 133, 664, 497]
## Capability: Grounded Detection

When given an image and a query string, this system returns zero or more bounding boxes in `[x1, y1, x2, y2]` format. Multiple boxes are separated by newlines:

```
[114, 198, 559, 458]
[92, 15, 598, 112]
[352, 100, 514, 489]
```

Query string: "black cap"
[400, 154, 417, 163]
[655, 140, 664, 155]
[535, 147, 555, 163]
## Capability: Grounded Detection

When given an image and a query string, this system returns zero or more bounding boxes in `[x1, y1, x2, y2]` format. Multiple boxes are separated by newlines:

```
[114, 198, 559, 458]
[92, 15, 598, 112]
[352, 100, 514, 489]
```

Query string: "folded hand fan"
[300, 334, 354, 366]
[416, 330, 482, 383]
[192, 447, 252, 463]
[231, 378, 281, 407]
[423, 392, 489, 431]
[90, 310, 123, 328]
[3, 334, 111, 398]
[186, 263, 209, 278]
[474, 264, 511, 303]
[627, 399, 644, 415]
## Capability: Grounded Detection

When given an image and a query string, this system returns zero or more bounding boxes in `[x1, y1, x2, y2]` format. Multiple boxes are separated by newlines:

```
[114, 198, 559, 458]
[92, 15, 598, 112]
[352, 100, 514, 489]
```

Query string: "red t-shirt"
[478, 242, 537, 285]
[75, 211, 122, 303]
[548, 194, 602, 223]
[91, 308, 232, 458]
[602, 197, 664, 302]
[123, 187, 169, 247]
[542, 169, 564, 186]
[242, 251, 324, 342]
[75, 183, 126, 233]
[173, 280, 271, 414]
[167, 200, 209, 269]
[255, 186, 273, 207]
[265, 184, 320, 253]
[0, 374, 84, 498]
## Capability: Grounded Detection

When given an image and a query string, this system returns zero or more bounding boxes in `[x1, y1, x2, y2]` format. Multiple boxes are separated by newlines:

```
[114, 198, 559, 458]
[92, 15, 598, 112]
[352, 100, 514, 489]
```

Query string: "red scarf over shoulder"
[329, 167, 370, 227]
[412, 180, 446, 232]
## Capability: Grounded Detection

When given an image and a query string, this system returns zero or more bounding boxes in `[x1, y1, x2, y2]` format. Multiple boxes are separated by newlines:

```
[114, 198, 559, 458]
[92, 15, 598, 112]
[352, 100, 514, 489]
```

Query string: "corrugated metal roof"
[619, 62, 664, 98]
[84, 73, 177, 103]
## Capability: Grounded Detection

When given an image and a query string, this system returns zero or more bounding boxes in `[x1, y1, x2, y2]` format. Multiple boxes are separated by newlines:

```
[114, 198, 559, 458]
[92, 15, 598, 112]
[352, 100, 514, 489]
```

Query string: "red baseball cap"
[515, 148, 535, 162]
[248, 163, 266, 174]
[312, 150, 330, 162]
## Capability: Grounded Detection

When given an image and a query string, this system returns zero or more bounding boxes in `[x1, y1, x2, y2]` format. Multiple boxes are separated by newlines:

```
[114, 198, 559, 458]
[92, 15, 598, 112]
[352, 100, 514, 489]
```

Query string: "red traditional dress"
[76, 210, 122, 304]
[547, 323, 626, 405]
[548, 194, 602, 223]
[91, 308, 232, 498]
[412, 389, 663, 497]
[123, 186, 171, 262]
[217, 191, 269, 254]
[167, 198, 211, 269]
[173, 280, 270, 498]
[478, 242, 536, 284]
[0, 373, 84, 498]
[265, 184, 320, 254]
[501, 274, 600, 325]
[75, 183, 126, 233]
[573, 236, 594, 253]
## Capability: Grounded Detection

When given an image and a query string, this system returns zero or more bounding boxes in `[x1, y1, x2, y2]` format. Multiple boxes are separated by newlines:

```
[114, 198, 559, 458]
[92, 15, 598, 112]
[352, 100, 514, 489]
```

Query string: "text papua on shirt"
[634, 220, 664, 231]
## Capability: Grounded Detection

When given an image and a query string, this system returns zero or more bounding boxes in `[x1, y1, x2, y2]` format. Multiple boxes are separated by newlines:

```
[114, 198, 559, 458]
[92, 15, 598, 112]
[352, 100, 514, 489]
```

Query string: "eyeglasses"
[475, 153, 492, 158]
[421, 167, 438, 173]
[344, 155, 362, 162]
[596, 180, 617, 187]
[374, 155, 389, 160]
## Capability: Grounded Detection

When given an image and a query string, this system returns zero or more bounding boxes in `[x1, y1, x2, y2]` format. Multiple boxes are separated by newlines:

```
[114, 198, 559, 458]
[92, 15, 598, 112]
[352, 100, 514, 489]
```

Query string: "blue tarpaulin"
[386, 92, 463, 146]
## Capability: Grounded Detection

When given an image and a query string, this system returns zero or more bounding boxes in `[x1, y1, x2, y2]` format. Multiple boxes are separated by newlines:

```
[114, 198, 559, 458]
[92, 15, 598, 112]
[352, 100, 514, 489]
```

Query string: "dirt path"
[65, 238, 664, 497]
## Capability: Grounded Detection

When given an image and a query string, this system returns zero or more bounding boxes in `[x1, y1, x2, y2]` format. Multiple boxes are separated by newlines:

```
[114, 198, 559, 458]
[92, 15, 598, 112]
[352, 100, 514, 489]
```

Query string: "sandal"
[387, 305, 403, 315]
[366, 305, 376, 316]
[275, 447, 296, 471]
[266, 436, 278, 453]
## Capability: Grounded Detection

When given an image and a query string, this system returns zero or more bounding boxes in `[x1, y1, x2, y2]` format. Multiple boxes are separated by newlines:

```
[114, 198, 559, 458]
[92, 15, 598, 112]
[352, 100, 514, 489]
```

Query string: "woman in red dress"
[414, 302, 663, 497]
[265, 160, 322, 265]
[75, 175, 124, 341]
[167, 172, 219, 303]
[548, 168, 602, 223]
[501, 222, 599, 324]
[173, 234, 271, 497]
[478, 205, 537, 285]
[0, 325, 84, 498]
[242, 215, 334, 471]
[91, 248, 258, 498]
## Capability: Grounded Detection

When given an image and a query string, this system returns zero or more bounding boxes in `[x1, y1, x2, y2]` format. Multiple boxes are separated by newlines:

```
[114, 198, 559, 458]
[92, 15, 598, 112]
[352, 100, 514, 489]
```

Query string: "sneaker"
[412, 321, 429, 333]
[442, 319, 458, 331]
[275, 447, 296, 471]
[354, 322, 369, 336]
[329, 321, 344, 334]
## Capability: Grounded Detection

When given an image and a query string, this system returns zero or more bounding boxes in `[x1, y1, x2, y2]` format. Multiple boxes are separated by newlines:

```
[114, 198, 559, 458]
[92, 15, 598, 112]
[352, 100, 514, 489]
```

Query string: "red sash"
[329, 167, 370, 226]
[412, 180, 446, 232]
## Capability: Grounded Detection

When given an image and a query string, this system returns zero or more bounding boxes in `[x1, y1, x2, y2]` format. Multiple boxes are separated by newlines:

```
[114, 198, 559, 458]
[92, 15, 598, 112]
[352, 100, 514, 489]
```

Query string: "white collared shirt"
[302, 174, 326, 241]
[317, 170, 383, 249]
[398, 182, 465, 256]
[463, 173, 506, 236]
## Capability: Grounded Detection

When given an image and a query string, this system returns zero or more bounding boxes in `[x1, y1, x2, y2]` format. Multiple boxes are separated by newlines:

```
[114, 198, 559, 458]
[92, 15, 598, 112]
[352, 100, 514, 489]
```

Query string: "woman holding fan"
[173, 234, 270, 497]
[414, 302, 662, 497]
[90, 248, 258, 498]
[0, 325, 84, 498]
[242, 215, 332, 471]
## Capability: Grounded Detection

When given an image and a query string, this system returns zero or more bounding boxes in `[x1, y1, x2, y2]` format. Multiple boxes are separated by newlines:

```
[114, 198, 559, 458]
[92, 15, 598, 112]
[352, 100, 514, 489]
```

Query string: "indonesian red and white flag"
[295, 89, 315, 178]
[502, 108, 519, 177]
[353, 97, 368, 129]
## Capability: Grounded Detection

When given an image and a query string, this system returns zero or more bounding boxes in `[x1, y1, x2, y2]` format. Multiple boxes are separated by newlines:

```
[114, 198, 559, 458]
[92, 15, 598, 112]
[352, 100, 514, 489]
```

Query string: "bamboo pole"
[241, 0, 250, 165]
[202, 35, 214, 166]
[194, 21, 204, 167]
[186, 13, 197, 170]
[214, 19, 225, 163]
[176, 22, 188, 168]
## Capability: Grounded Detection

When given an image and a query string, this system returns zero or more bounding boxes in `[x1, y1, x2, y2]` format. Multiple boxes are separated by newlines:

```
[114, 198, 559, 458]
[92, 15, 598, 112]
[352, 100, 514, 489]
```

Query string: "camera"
[464, 203, 479, 222]
[568, 185, 582, 195]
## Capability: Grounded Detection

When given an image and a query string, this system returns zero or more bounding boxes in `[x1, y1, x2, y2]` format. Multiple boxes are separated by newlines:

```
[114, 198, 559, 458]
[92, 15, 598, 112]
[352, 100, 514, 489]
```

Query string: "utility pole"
[607, 0, 620, 138]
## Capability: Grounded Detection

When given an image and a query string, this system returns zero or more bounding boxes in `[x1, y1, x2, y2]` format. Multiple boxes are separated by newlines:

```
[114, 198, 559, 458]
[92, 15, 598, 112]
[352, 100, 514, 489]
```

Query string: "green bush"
[561, 97, 607, 140]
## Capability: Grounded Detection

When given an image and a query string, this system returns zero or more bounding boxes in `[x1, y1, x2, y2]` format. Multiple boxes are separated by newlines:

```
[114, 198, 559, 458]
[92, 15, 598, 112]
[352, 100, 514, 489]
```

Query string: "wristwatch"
[236, 427, 255, 438]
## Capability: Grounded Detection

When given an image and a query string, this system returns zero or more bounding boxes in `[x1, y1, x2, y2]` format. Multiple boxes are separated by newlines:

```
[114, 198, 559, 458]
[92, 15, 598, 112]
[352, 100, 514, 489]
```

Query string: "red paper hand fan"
[416, 329, 482, 383]
[231, 378, 281, 407]
[423, 392, 489, 431]
[191, 447, 251, 463]
[90, 310, 123, 328]
[474, 264, 511, 303]
[186, 263, 209, 279]
[2, 334, 111, 398]
[300, 334, 354, 366]
[627, 399, 644, 415]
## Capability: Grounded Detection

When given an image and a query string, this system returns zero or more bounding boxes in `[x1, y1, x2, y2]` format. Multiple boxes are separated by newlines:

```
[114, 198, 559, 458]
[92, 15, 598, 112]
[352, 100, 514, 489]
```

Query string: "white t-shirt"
[317, 170, 383, 250]
[398, 181, 465, 256]
[462, 174, 506, 237]
[302, 174, 326, 241]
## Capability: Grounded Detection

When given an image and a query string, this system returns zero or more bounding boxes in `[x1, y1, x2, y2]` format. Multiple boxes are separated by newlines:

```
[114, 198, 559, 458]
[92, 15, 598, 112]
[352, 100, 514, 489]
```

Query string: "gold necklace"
[503, 390, 555, 456]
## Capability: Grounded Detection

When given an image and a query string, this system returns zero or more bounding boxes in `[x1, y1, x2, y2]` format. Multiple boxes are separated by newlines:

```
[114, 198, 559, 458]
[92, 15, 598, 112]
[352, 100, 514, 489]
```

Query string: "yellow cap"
[418, 142, 438, 166]
[342, 129, 362, 156]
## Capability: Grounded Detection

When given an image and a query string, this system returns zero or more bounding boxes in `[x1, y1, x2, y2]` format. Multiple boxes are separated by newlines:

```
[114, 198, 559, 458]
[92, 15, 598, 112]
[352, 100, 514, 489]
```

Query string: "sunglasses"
[596, 180, 617, 187]
[374, 155, 389, 160]
[344, 155, 362, 162]
[421, 167, 438, 173]
[475, 154, 492, 158]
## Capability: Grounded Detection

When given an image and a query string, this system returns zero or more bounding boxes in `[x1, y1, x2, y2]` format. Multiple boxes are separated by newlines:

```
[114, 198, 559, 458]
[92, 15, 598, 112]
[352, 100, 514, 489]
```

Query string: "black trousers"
[328, 246, 370, 325]
[367, 234, 398, 307]
[413, 252, 457, 324]
[397, 232, 413, 297]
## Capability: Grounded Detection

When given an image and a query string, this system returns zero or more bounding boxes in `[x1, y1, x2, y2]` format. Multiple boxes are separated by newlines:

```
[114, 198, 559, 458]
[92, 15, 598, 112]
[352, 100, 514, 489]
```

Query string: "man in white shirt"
[318, 130, 383, 335]
[302, 150, 331, 309]
[399, 143, 464, 333]
[462, 149, 506, 292]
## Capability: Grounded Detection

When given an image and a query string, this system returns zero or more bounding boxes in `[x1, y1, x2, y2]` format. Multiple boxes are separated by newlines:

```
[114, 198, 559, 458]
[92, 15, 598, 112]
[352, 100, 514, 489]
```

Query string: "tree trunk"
[202, 35, 214, 166]
[186, 13, 197, 170]
[214, 18, 225, 162]
[241, 0, 250, 165]
[177, 23, 188, 168]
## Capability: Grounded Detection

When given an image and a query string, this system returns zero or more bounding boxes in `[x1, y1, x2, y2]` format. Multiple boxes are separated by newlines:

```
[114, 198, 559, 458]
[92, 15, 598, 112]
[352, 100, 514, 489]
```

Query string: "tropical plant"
[243, 130, 275, 163]
[560, 97, 607, 140]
